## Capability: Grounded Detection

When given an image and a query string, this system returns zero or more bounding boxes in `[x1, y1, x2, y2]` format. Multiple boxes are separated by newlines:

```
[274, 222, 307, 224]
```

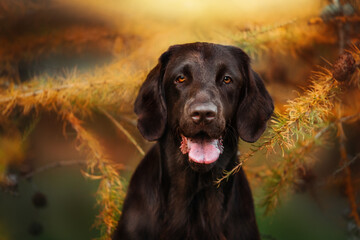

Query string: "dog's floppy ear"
[228, 46, 274, 143]
[134, 51, 171, 141]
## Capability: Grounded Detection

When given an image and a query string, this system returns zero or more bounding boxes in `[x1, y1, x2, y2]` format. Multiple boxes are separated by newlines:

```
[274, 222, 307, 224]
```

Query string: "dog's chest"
[161, 184, 226, 240]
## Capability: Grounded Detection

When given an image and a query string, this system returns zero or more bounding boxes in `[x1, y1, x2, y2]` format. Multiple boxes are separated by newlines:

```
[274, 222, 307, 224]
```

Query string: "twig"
[308, 16, 360, 25]
[337, 115, 360, 226]
[316, 112, 360, 137]
[0, 80, 116, 104]
[100, 109, 145, 156]
[23, 160, 88, 179]
[0, 84, 73, 104]
[22, 159, 133, 180]
[118, 115, 137, 127]
[242, 18, 298, 39]
[316, 113, 360, 139]
[333, 153, 360, 176]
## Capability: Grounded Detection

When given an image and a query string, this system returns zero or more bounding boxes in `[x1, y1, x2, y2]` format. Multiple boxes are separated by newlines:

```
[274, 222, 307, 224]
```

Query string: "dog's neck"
[157, 129, 239, 238]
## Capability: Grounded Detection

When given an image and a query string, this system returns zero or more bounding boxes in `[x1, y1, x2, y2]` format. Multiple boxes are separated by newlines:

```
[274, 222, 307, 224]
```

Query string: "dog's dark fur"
[113, 42, 274, 240]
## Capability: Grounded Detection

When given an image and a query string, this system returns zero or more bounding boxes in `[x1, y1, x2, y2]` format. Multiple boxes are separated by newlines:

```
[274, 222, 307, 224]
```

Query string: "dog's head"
[135, 42, 273, 170]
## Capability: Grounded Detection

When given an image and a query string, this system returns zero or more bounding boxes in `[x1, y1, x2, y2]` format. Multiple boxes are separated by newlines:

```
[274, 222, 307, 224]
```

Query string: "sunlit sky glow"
[62, 0, 321, 24]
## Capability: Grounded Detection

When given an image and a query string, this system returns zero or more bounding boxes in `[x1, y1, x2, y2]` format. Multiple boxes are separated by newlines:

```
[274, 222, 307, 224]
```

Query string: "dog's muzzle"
[180, 135, 224, 164]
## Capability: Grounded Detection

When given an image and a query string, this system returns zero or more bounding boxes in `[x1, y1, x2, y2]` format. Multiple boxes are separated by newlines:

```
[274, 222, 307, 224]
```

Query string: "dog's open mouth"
[180, 134, 224, 164]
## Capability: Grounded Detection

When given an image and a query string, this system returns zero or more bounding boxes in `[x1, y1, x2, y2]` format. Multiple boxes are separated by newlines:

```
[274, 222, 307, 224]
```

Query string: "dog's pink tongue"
[188, 139, 221, 164]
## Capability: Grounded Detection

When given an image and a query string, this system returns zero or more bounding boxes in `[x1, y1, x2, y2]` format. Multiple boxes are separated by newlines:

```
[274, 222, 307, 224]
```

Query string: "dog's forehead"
[167, 44, 235, 69]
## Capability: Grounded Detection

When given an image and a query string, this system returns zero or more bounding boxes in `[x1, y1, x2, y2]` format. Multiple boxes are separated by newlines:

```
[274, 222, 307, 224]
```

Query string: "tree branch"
[100, 109, 145, 156]
[0, 80, 116, 104]
[333, 153, 360, 176]
[22, 159, 132, 180]
[337, 118, 360, 226]
[23, 160, 88, 179]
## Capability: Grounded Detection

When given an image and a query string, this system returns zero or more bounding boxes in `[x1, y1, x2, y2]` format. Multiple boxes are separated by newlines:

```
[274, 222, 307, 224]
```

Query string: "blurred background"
[0, 0, 360, 239]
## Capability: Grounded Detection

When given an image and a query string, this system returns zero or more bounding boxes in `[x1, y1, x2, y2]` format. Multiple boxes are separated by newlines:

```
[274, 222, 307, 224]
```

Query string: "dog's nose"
[190, 103, 217, 124]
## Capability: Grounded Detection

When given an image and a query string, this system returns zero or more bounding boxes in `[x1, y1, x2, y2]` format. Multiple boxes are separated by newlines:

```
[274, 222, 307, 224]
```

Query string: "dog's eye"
[175, 75, 186, 83]
[223, 76, 232, 84]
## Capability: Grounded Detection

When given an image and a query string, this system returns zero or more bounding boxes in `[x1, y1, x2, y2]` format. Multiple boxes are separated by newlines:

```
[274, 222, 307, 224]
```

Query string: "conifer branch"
[65, 112, 125, 239]
[217, 48, 360, 214]
[337, 116, 360, 226]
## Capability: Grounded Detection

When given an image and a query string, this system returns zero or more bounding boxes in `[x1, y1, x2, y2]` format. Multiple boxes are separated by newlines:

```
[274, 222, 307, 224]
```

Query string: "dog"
[113, 42, 274, 240]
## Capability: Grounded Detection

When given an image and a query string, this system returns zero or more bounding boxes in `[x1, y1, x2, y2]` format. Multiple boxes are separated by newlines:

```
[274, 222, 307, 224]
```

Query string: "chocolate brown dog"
[113, 42, 274, 240]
